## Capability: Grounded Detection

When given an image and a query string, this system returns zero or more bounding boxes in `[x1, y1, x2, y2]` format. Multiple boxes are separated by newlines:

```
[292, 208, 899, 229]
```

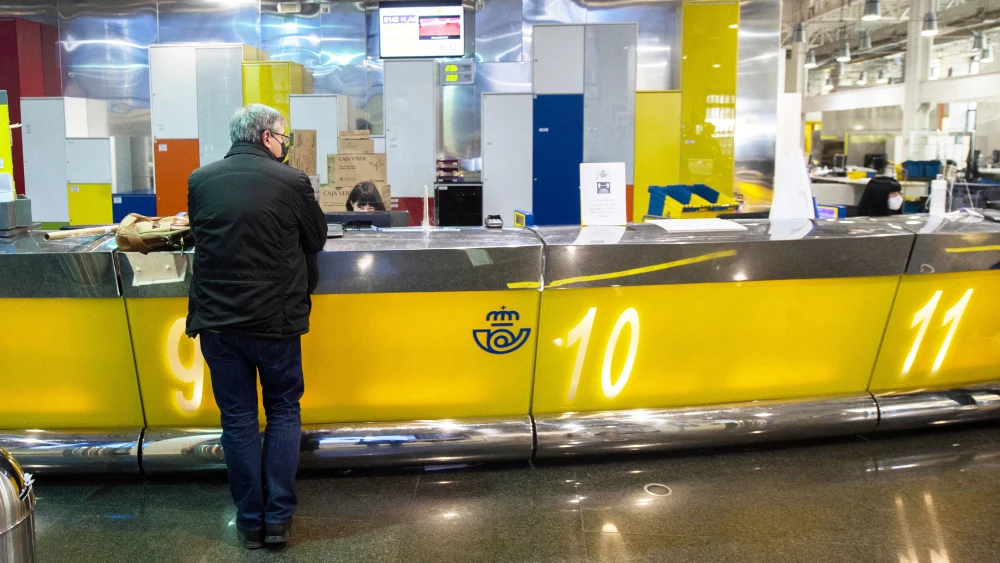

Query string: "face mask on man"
[888, 194, 903, 211]
[265, 130, 290, 163]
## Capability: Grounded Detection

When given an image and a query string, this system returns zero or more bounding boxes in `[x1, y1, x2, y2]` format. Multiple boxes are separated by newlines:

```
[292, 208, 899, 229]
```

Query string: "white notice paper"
[572, 225, 627, 245]
[648, 218, 748, 233]
[580, 162, 627, 226]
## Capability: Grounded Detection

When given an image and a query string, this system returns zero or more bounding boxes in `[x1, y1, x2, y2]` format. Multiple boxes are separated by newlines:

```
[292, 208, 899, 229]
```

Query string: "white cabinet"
[65, 137, 132, 193]
[482, 94, 533, 227]
[149, 45, 199, 139]
[290, 94, 350, 185]
[533, 25, 585, 95]
[21, 98, 69, 222]
[21, 97, 112, 222]
[384, 61, 438, 198]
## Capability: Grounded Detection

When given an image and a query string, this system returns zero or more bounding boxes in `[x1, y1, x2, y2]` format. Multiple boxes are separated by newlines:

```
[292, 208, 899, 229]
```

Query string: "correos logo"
[473, 306, 531, 355]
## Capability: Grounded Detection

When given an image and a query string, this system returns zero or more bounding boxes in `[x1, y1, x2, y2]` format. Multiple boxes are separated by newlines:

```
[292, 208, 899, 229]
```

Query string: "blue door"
[533, 94, 584, 226]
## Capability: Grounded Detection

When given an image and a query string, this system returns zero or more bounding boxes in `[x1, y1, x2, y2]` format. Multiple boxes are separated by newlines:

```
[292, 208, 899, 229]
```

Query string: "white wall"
[975, 101, 1000, 159]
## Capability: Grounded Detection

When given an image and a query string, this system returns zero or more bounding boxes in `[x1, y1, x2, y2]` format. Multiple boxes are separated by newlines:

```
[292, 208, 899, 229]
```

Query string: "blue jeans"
[200, 331, 304, 531]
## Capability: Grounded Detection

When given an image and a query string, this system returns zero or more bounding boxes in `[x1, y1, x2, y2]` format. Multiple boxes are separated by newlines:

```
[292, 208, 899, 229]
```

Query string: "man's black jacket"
[186, 142, 327, 338]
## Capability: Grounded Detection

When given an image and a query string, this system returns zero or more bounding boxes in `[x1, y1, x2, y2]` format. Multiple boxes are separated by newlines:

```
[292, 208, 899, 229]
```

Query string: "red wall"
[0, 18, 62, 194]
[40, 23, 62, 97]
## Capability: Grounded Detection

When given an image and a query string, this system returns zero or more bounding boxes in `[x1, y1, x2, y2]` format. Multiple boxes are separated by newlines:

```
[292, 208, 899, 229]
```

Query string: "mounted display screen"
[379, 1, 465, 58]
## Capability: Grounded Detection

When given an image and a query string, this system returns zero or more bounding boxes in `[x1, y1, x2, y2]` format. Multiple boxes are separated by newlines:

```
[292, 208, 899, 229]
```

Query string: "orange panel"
[153, 138, 200, 217]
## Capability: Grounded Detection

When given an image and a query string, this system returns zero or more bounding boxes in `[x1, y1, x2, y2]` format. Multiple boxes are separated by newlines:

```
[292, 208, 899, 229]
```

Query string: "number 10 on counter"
[564, 307, 640, 401]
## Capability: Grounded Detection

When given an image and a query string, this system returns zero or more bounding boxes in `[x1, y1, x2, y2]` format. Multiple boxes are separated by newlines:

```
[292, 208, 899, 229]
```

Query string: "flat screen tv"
[379, 1, 465, 59]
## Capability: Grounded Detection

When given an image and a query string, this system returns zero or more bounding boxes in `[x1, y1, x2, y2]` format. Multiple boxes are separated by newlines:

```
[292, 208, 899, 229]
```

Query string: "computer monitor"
[864, 153, 888, 171]
[325, 211, 394, 230]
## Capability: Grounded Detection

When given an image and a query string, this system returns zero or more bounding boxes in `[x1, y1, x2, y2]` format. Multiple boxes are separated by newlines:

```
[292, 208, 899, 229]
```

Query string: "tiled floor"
[31, 424, 1000, 562]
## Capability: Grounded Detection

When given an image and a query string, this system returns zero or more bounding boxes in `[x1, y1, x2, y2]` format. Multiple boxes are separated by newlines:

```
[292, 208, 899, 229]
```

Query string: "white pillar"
[786, 42, 808, 95]
[902, 0, 934, 160]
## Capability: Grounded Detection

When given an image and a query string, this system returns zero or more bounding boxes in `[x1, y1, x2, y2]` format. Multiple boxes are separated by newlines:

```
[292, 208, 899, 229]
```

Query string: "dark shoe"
[264, 522, 291, 545]
[238, 525, 263, 550]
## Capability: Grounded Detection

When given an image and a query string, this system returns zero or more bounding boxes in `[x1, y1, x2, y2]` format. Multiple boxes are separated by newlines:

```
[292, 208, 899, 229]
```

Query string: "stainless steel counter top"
[535, 220, 915, 289]
[896, 215, 1000, 274]
[118, 227, 546, 298]
[7, 217, 998, 300]
[0, 232, 119, 298]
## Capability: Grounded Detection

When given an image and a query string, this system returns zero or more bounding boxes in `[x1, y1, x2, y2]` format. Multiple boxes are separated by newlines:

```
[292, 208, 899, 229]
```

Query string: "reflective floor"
[32, 424, 1000, 562]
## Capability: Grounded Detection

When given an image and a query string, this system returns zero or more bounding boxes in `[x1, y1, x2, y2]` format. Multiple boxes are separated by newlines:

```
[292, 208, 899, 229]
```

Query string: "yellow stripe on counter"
[945, 245, 1000, 253]
[508, 281, 542, 289]
[547, 250, 737, 288]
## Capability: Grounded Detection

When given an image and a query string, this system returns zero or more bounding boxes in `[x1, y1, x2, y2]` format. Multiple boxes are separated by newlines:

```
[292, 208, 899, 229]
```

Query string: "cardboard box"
[338, 130, 371, 141]
[327, 153, 387, 189]
[338, 138, 375, 154]
[319, 182, 391, 213]
[289, 129, 317, 176]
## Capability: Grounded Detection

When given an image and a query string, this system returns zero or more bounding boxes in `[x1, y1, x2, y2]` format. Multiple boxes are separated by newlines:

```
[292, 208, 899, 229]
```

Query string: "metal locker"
[533, 94, 584, 226]
[533, 25, 585, 95]
[482, 93, 533, 228]
[384, 61, 438, 199]
[583, 24, 637, 184]
[196, 46, 244, 166]
[150, 45, 199, 140]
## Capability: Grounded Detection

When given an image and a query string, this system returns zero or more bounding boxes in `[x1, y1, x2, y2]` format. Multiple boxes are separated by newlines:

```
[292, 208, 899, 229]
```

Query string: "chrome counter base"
[875, 381, 1000, 432]
[0, 512, 35, 563]
[0, 429, 142, 474]
[141, 417, 534, 472]
[534, 395, 879, 458]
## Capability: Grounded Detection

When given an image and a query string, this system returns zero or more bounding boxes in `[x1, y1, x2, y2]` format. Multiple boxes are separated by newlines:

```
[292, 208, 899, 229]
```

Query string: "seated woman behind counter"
[346, 181, 386, 212]
[857, 176, 904, 217]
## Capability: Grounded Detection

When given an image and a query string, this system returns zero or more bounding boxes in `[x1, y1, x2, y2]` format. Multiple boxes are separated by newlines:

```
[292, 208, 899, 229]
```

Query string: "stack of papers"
[648, 219, 748, 233]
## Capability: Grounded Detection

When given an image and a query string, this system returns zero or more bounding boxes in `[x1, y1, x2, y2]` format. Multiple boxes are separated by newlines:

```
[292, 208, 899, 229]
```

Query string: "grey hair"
[229, 104, 286, 144]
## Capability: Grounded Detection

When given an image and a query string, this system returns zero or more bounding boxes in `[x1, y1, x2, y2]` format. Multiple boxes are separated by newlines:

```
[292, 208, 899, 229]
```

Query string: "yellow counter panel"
[126, 291, 539, 427]
[532, 277, 900, 414]
[0, 298, 144, 429]
[869, 271, 1000, 393]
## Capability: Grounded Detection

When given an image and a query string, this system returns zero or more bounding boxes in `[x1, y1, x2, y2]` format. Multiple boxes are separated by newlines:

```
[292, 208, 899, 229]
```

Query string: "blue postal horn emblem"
[473, 306, 531, 355]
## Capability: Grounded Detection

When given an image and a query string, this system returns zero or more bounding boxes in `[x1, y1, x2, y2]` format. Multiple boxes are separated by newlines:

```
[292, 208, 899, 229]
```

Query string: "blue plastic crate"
[901, 161, 924, 179]
[113, 193, 157, 223]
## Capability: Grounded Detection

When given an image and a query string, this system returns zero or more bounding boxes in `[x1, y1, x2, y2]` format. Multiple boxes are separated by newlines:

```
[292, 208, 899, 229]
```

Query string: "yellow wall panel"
[0, 93, 12, 190]
[126, 291, 539, 427]
[532, 277, 900, 414]
[634, 91, 681, 220]
[67, 183, 112, 225]
[869, 271, 1000, 393]
[242, 61, 308, 129]
[680, 2, 739, 196]
[0, 298, 144, 429]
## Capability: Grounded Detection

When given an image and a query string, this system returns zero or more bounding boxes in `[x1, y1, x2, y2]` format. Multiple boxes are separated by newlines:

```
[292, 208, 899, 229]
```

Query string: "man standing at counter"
[186, 104, 328, 549]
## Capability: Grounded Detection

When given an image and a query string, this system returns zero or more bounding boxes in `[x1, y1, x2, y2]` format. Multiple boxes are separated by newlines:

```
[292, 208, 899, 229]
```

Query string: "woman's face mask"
[888, 194, 904, 211]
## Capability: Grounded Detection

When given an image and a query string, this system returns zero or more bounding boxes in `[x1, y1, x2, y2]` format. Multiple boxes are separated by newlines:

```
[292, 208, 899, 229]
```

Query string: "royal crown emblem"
[473, 306, 531, 355]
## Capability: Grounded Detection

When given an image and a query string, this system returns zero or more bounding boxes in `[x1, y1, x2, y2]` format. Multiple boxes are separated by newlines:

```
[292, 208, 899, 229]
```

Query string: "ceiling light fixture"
[862, 0, 882, 21]
[921, 11, 939, 37]
[860, 30, 873, 50]
[857, 71, 869, 85]
[877, 69, 889, 84]
[824, 76, 835, 91]
[804, 49, 818, 69]
[983, 46, 995, 63]
[972, 32, 985, 52]
[837, 42, 852, 62]
[793, 22, 807, 44]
